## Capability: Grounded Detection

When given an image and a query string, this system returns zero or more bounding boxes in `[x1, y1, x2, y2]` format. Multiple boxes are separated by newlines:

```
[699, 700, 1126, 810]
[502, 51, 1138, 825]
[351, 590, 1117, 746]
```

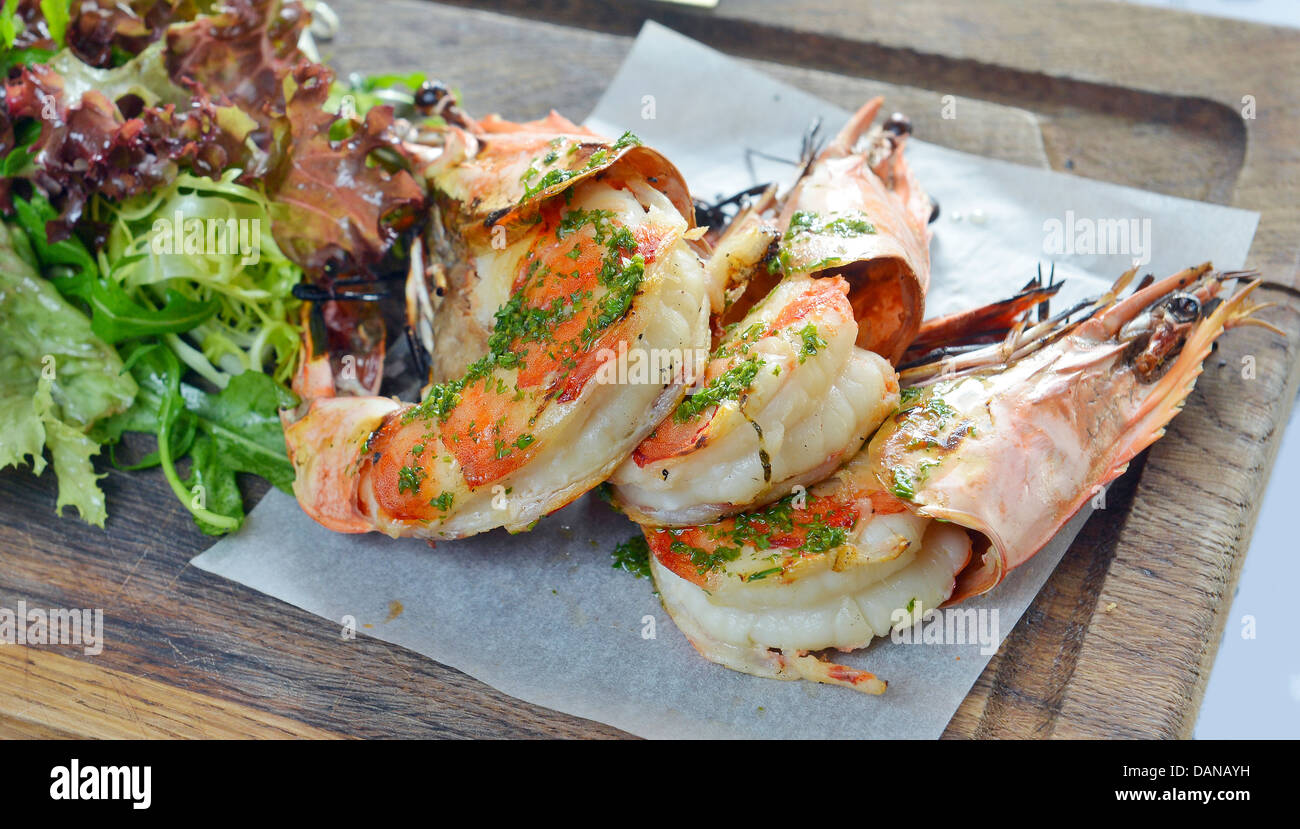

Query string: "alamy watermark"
[594, 342, 709, 386]
[1042, 210, 1152, 265]
[0, 601, 103, 656]
[149, 210, 261, 266]
[890, 600, 1000, 656]
[50, 760, 150, 809]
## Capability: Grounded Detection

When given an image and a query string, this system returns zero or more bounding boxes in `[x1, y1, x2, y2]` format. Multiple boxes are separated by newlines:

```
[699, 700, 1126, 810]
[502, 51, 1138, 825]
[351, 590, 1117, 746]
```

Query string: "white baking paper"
[193, 22, 1259, 739]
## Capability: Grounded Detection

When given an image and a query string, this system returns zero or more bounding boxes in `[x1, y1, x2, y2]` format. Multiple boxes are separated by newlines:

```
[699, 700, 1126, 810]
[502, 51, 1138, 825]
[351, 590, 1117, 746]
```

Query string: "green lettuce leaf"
[45, 40, 190, 109]
[34, 378, 108, 525]
[0, 221, 136, 526]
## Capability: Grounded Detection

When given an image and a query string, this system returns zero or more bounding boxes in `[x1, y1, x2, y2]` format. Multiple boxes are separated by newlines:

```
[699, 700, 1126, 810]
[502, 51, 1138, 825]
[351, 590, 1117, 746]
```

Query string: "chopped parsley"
[406, 206, 641, 423]
[899, 385, 925, 407]
[889, 459, 938, 500]
[675, 492, 855, 579]
[520, 167, 578, 201]
[518, 138, 635, 203]
[410, 376, 469, 423]
[612, 130, 643, 151]
[766, 245, 792, 275]
[890, 467, 916, 500]
[671, 539, 741, 575]
[611, 534, 653, 580]
[745, 566, 784, 582]
[429, 491, 454, 512]
[712, 321, 768, 360]
[924, 398, 956, 419]
[397, 463, 427, 495]
[674, 356, 761, 422]
[594, 481, 616, 505]
[725, 495, 794, 552]
[806, 256, 843, 272]
[580, 254, 645, 344]
[895, 388, 964, 452]
[768, 210, 877, 276]
[801, 522, 847, 553]
[558, 208, 615, 240]
[798, 324, 828, 363]
[784, 209, 876, 240]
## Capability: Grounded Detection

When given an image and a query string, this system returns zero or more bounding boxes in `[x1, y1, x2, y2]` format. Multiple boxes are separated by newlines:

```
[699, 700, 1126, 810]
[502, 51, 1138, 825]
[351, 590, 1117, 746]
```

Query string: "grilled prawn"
[608, 98, 931, 525]
[404, 105, 696, 384]
[285, 110, 710, 537]
[643, 265, 1275, 692]
[609, 275, 899, 527]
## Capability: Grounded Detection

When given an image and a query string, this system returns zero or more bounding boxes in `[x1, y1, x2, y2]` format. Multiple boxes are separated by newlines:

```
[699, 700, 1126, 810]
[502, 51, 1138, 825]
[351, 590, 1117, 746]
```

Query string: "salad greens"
[91, 343, 297, 534]
[327, 71, 429, 120]
[1, 0, 430, 533]
[4, 178, 302, 532]
[99, 171, 304, 387]
[0, 220, 134, 526]
[13, 193, 222, 347]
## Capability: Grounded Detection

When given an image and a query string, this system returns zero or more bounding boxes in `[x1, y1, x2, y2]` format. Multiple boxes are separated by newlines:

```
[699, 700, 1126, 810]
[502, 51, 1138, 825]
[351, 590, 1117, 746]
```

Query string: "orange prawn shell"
[779, 98, 932, 365]
[423, 111, 696, 248]
[286, 396, 403, 533]
[868, 265, 1261, 603]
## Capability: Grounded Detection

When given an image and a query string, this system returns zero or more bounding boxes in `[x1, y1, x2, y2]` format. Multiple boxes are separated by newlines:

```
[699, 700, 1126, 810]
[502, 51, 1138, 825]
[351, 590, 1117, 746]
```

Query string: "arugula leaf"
[183, 434, 244, 536]
[0, 46, 54, 74]
[147, 344, 243, 532]
[187, 369, 298, 491]
[8, 194, 98, 278]
[85, 286, 220, 345]
[611, 535, 653, 580]
[94, 343, 299, 533]
[2, 119, 41, 178]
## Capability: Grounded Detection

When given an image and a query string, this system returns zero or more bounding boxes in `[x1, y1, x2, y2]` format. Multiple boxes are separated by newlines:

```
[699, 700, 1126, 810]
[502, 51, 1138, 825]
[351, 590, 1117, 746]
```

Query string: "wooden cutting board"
[2, 0, 1297, 739]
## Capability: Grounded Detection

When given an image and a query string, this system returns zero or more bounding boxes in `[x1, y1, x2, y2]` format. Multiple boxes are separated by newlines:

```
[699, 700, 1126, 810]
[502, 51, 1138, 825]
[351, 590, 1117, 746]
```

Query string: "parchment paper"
[193, 23, 1259, 739]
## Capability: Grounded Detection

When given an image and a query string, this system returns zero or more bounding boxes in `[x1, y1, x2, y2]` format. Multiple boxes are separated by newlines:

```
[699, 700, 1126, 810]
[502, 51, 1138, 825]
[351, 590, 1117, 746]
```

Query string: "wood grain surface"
[1, 0, 1297, 739]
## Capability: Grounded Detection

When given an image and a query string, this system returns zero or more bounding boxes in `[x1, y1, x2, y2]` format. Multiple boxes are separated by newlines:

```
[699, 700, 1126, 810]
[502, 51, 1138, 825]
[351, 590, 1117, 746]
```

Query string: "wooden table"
[2, 0, 1297, 739]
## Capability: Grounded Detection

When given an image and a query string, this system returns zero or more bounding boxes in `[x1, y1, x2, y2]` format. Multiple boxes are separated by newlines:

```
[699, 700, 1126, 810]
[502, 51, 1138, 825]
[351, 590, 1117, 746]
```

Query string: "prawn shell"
[868, 266, 1258, 603]
[285, 396, 403, 533]
[778, 98, 931, 365]
[422, 111, 695, 249]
